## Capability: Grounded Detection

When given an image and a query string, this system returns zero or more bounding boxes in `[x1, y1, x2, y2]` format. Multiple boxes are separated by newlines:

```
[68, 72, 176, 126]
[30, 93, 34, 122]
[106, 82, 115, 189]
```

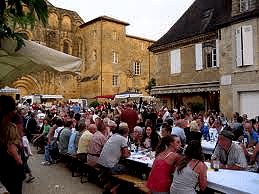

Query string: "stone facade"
[79, 16, 156, 99]
[12, 2, 156, 100]
[151, 30, 220, 112]
[151, 0, 259, 119]
[12, 2, 84, 99]
[220, 0, 259, 119]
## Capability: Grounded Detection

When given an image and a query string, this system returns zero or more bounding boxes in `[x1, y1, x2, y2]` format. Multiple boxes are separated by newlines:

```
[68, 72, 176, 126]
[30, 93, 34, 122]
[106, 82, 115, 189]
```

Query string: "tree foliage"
[0, 0, 48, 49]
[145, 78, 156, 95]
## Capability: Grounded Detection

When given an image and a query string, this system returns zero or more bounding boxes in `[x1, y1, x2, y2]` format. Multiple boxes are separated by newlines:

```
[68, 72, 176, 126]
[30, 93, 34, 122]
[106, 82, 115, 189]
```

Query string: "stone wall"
[80, 18, 156, 99]
[154, 44, 220, 87]
[220, 17, 259, 119]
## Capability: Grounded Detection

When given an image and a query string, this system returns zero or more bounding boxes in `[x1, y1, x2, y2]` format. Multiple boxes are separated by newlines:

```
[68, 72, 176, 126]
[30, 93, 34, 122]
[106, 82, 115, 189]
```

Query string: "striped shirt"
[211, 142, 247, 168]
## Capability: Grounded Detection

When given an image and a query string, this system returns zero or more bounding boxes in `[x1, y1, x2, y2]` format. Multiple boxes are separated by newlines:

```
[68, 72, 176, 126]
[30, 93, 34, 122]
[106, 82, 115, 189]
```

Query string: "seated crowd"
[1, 95, 259, 194]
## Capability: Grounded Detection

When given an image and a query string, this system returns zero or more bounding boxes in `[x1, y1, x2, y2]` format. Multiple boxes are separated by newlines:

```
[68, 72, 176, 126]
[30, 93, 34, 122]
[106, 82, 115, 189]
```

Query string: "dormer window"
[200, 9, 214, 32]
[240, 0, 256, 12]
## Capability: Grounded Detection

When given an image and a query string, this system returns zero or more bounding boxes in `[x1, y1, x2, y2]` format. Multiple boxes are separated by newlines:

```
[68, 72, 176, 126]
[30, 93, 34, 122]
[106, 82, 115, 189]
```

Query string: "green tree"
[145, 78, 156, 95]
[0, 0, 48, 49]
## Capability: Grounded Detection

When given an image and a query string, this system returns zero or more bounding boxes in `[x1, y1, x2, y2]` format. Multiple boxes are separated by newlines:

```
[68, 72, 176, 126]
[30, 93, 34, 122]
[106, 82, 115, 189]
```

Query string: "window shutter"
[170, 49, 181, 74]
[216, 39, 220, 67]
[176, 49, 181, 73]
[242, 25, 253, 65]
[195, 43, 203, 70]
[131, 63, 135, 75]
[235, 27, 242, 67]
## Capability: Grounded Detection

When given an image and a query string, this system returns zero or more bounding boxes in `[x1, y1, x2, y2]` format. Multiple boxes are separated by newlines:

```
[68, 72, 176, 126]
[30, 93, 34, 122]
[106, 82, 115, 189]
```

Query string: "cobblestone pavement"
[22, 146, 104, 194]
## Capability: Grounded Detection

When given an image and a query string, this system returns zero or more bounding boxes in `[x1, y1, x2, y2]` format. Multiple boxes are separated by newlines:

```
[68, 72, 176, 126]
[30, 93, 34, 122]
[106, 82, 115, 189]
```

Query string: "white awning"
[151, 81, 220, 95]
[1, 38, 82, 73]
[115, 93, 143, 99]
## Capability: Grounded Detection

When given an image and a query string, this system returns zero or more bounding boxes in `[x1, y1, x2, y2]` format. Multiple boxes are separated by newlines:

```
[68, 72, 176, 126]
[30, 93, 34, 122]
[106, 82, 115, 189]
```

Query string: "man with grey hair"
[97, 122, 131, 173]
[171, 120, 186, 145]
[211, 130, 247, 170]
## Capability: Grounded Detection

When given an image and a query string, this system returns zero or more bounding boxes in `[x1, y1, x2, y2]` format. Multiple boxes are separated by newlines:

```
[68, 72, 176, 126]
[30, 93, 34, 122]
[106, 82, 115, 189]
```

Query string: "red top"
[146, 153, 175, 192]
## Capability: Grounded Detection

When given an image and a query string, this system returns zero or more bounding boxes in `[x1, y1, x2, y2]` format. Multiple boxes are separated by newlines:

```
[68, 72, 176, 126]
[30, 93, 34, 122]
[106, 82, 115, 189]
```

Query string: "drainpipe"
[100, 19, 103, 96]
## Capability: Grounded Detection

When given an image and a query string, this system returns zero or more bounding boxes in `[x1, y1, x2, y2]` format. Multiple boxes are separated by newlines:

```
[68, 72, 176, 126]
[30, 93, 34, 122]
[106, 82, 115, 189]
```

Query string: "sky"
[48, 0, 195, 41]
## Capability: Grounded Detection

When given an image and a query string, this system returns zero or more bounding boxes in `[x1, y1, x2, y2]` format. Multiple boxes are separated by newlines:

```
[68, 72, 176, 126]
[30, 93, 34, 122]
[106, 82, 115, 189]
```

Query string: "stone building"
[11, 1, 84, 99]
[220, 0, 259, 119]
[11, 2, 156, 100]
[78, 16, 156, 99]
[150, 0, 259, 120]
[150, 0, 228, 112]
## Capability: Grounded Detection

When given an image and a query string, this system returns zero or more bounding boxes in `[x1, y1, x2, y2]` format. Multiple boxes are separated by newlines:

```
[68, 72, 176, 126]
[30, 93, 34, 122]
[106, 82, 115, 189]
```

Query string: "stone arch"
[15, 28, 33, 40]
[48, 12, 59, 29]
[60, 38, 72, 55]
[62, 15, 72, 31]
[12, 75, 42, 95]
[72, 37, 83, 57]
[75, 20, 83, 30]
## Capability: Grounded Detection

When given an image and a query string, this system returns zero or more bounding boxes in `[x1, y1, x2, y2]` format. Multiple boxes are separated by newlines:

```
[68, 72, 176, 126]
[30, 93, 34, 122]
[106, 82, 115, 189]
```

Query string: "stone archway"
[12, 74, 42, 96]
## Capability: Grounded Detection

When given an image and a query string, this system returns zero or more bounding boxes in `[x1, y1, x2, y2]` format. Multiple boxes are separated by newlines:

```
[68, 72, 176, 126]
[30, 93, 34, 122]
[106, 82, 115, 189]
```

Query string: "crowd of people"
[1, 95, 259, 194]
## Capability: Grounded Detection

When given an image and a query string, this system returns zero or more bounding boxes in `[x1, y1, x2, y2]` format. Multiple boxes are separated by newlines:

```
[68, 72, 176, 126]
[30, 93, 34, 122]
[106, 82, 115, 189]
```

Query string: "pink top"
[146, 152, 175, 192]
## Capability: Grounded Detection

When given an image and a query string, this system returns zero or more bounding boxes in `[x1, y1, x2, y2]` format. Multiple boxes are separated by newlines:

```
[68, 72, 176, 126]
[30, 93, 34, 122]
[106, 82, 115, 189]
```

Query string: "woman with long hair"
[208, 116, 215, 129]
[170, 140, 207, 194]
[146, 135, 181, 194]
[142, 125, 160, 151]
[0, 95, 25, 194]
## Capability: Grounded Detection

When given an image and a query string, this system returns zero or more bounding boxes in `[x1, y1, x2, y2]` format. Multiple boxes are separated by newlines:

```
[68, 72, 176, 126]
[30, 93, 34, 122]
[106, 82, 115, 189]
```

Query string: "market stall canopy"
[0, 38, 82, 84]
[0, 86, 20, 94]
[96, 95, 114, 99]
[115, 91, 143, 99]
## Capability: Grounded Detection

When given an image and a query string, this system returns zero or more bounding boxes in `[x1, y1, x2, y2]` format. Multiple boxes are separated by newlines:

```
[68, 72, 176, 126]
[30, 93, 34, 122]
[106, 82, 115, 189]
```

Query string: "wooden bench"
[78, 159, 103, 183]
[111, 174, 150, 194]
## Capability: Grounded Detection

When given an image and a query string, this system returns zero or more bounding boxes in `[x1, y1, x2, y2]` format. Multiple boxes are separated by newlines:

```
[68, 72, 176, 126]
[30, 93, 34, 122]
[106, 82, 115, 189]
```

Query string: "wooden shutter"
[216, 39, 220, 67]
[242, 25, 253, 65]
[170, 49, 181, 74]
[195, 43, 203, 70]
[235, 27, 242, 67]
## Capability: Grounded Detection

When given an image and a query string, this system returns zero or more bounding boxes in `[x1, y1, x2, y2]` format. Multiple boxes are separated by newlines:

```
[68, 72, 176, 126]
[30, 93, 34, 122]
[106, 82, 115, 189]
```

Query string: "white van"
[18, 94, 63, 109]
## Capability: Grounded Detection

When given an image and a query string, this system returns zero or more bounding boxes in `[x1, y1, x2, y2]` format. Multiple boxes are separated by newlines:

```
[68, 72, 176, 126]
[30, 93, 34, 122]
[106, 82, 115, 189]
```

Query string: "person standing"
[0, 95, 25, 194]
[120, 104, 139, 136]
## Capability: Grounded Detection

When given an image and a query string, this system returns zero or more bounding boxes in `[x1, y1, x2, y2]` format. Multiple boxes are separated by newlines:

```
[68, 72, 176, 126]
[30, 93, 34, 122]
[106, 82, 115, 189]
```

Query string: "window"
[195, 40, 219, 70]
[236, 25, 253, 66]
[141, 42, 145, 50]
[112, 51, 119, 64]
[134, 61, 141, 75]
[112, 31, 117, 40]
[170, 49, 181, 74]
[240, 0, 256, 12]
[63, 41, 69, 54]
[93, 50, 97, 61]
[112, 75, 119, 87]
[92, 30, 97, 40]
